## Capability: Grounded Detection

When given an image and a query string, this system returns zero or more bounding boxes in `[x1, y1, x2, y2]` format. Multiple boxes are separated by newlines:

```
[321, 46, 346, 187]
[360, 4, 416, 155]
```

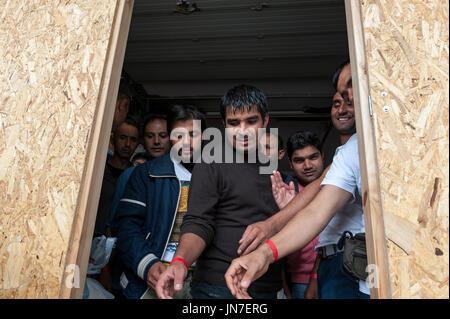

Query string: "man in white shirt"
[310, 61, 369, 298]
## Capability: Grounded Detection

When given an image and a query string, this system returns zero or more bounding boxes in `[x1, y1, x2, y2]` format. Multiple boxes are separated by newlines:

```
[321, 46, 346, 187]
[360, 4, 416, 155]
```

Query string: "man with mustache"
[143, 115, 171, 159]
[308, 62, 368, 299]
[110, 104, 206, 299]
[100, 115, 172, 295]
[107, 114, 170, 230]
[86, 118, 139, 294]
[94, 118, 140, 237]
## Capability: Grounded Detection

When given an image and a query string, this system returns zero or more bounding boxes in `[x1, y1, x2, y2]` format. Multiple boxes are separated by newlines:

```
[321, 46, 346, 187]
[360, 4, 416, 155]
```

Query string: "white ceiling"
[123, 0, 349, 116]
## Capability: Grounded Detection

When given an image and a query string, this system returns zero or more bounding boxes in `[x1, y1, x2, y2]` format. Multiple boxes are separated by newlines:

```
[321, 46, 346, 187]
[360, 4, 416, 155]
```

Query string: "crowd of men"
[85, 60, 370, 300]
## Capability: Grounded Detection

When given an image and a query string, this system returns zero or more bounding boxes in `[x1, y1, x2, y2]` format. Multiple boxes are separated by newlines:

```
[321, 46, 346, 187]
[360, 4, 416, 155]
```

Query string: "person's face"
[289, 145, 324, 186]
[223, 106, 269, 153]
[114, 122, 139, 160]
[331, 91, 355, 135]
[170, 119, 202, 162]
[260, 132, 285, 161]
[143, 119, 170, 158]
[337, 64, 354, 107]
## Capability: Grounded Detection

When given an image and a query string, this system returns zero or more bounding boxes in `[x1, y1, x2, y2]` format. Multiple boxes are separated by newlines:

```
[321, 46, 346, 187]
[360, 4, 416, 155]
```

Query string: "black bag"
[337, 231, 368, 281]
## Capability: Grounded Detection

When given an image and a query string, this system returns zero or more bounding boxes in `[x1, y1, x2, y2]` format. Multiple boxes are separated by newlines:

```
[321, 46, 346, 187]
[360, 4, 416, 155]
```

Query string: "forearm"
[173, 233, 207, 267]
[272, 207, 326, 260]
[269, 175, 324, 234]
[269, 185, 348, 262]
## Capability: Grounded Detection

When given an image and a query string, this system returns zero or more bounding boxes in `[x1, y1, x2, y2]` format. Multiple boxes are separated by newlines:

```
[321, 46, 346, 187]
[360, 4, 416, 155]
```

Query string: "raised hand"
[270, 171, 296, 209]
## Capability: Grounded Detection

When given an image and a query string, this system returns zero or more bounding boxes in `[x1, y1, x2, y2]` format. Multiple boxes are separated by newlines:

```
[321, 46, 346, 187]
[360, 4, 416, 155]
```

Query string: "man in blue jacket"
[110, 104, 206, 299]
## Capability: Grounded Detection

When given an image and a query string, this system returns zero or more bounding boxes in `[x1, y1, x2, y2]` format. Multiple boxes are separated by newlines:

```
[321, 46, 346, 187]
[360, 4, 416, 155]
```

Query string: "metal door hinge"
[368, 95, 373, 117]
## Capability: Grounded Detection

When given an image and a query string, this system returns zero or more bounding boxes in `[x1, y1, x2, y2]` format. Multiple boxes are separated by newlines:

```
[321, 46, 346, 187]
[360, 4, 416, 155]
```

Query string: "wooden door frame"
[61, 0, 392, 299]
[344, 0, 391, 298]
[60, 0, 134, 299]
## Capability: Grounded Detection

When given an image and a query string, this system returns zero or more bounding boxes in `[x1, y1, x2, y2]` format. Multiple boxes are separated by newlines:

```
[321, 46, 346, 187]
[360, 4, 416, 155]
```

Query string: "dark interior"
[121, 0, 349, 172]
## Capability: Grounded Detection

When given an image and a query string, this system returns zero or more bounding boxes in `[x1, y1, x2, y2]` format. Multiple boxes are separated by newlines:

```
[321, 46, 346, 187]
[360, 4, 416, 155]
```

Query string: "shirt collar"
[172, 158, 192, 181]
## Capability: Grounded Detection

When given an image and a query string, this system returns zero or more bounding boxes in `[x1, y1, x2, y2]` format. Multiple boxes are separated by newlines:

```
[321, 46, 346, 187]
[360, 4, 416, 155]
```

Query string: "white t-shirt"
[320, 133, 369, 295]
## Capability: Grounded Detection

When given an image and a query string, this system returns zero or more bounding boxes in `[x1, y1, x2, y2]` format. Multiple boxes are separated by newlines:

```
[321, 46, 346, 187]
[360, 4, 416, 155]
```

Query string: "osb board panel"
[361, 0, 449, 298]
[0, 0, 116, 298]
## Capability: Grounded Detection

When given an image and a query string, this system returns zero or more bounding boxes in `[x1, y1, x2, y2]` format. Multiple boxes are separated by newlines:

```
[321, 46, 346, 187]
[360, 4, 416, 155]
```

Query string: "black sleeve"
[180, 162, 220, 246]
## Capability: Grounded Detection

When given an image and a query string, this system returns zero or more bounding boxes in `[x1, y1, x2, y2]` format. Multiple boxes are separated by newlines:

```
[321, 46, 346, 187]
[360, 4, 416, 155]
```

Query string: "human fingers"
[271, 173, 284, 192]
[225, 259, 243, 297]
[153, 263, 167, 289]
[239, 225, 253, 244]
[234, 269, 252, 299]
[173, 263, 187, 293]
[270, 175, 278, 196]
[237, 226, 258, 255]
[274, 171, 284, 187]
[155, 269, 174, 299]
[241, 232, 266, 256]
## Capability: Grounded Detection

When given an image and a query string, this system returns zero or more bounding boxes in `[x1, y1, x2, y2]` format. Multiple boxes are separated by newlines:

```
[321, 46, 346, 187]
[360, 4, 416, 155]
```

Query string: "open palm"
[270, 171, 296, 209]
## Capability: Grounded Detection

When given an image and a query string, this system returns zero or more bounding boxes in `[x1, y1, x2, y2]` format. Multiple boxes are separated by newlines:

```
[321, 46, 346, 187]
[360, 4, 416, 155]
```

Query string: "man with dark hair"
[233, 60, 369, 299]
[142, 114, 171, 159]
[86, 117, 139, 295]
[219, 84, 268, 121]
[284, 131, 323, 193]
[107, 114, 170, 230]
[110, 104, 206, 299]
[225, 61, 370, 300]
[332, 59, 350, 91]
[156, 84, 284, 299]
[277, 131, 324, 299]
[95, 117, 140, 237]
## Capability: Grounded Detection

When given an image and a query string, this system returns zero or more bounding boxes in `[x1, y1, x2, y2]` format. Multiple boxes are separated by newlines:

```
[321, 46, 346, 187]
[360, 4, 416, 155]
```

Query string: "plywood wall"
[360, 0, 449, 298]
[0, 0, 118, 298]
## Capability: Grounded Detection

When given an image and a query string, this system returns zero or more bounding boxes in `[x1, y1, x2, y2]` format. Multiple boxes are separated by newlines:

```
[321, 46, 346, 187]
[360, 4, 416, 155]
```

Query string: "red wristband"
[101, 266, 110, 272]
[265, 240, 278, 262]
[309, 273, 318, 279]
[170, 257, 188, 269]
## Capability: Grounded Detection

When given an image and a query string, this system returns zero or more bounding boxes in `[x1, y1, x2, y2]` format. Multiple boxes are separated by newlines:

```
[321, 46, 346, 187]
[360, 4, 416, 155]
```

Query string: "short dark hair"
[220, 84, 269, 120]
[120, 116, 139, 132]
[142, 114, 168, 136]
[286, 131, 322, 159]
[167, 104, 207, 134]
[332, 59, 350, 90]
[118, 77, 132, 100]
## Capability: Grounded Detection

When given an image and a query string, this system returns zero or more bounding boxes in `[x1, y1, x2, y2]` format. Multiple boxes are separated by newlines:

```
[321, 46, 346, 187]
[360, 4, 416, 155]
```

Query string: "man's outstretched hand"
[225, 244, 273, 299]
[155, 261, 187, 299]
[237, 171, 295, 256]
[237, 220, 272, 256]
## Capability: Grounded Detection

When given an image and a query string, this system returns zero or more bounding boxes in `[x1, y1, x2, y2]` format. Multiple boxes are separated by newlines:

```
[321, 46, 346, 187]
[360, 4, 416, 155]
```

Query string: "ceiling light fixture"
[174, 0, 200, 15]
